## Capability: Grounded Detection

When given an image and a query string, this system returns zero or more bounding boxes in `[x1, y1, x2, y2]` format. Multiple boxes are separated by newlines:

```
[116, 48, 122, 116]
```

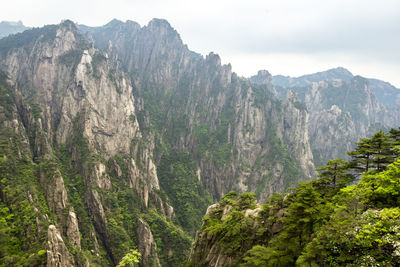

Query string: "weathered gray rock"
[47, 225, 74, 267]
[66, 208, 81, 249]
[253, 69, 400, 166]
[137, 219, 161, 267]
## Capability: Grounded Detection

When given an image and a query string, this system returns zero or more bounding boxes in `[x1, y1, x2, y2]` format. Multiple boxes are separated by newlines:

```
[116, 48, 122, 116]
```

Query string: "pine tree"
[369, 130, 394, 171]
[389, 127, 400, 145]
[389, 127, 400, 158]
[314, 158, 354, 196]
[348, 137, 374, 173]
[348, 130, 394, 173]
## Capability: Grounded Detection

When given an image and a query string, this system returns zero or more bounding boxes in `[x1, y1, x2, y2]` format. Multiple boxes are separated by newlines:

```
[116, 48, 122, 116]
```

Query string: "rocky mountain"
[251, 68, 400, 166]
[0, 20, 30, 39]
[368, 78, 400, 109]
[0, 19, 316, 266]
[79, 18, 316, 200]
[269, 67, 400, 110]
[271, 67, 354, 88]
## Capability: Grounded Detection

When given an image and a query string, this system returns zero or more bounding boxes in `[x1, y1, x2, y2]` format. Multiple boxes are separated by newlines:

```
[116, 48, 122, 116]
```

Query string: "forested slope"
[189, 128, 400, 266]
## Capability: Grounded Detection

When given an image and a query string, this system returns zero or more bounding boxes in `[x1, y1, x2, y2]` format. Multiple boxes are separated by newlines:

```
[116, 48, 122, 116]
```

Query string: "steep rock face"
[82, 19, 315, 202]
[137, 219, 161, 267]
[0, 21, 169, 265]
[302, 77, 395, 165]
[0, 18, 317, 266]
[47, 225, 75, 267]
[282, 91, 315, 179]
[308, 105, 357, 164]
[252, 69, 400, 166]
[66, 208, 81, 248]
[368, 78, 400, 109]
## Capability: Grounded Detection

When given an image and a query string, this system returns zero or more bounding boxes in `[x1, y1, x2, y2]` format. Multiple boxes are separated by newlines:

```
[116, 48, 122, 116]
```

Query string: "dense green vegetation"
[0, 25, 57, 56]
[158, 151, 213, 234]
[143, 209, 192, 265]
[0, 74, 49, 266]
[0, 130, 49, 266]
[190, 128, 400, 266]
[117, 249, 141, 267]
[58, 118, 193, 266]
[0, 71, 192, 266]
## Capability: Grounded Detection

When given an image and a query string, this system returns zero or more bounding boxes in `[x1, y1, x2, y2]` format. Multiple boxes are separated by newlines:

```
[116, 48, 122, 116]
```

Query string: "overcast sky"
[2, 0, 400, 87]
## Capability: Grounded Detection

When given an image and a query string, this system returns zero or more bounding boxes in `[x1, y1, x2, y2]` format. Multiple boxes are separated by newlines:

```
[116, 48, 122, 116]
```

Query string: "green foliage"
[359, 160, 400, 207]
[0, 72, 14, 121]
[129, 114, 136, 122]
[348, 130, 395, 173]
[314, 158, 354, 197]
[0, 125, 49, 266]
[91, 52, 107, 79]
[237, 192, 257, 210]
[199, 192, 258, 261]
[193, 128, 400, 266]
[293, 101, 307, 111]
[117, 249, 141, 267]
[241, 245, 270, 266]
[261, 183, 331, 266]
[158, 151, 213, 234]
[143, 209, 193, 266]
[0, 25, 57, 56]
[57, 49, 82, 74]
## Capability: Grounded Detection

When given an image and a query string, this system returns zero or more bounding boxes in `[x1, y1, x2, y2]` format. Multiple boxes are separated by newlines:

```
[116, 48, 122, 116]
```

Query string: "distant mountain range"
[251, 67, 400, 166]
[0, 20, 30, 38]
[262, 67, 400, 109]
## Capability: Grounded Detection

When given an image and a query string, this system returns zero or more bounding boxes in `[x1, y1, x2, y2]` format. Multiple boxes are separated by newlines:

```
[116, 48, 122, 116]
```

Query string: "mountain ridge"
[0, 18, 315, 266]
[0, 18, 399, 266]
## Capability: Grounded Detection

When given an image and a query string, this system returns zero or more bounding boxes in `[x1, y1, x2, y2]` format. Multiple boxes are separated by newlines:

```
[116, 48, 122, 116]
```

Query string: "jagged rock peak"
[206, 52, 222, 66]
[327, 66, 353, 76]
[146, 18, 180, 37]
[257, 69, 271, 77]
[104, 18, 124, 27]
[59, 19, 77, 31]
[249, 69, 272, 86]
[352, 75, 369, 84]
[147, 18, 172, 28]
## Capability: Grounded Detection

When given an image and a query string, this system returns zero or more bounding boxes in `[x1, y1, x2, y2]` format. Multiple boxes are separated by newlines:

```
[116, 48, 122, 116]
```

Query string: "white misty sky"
[1, 0, 400, 86]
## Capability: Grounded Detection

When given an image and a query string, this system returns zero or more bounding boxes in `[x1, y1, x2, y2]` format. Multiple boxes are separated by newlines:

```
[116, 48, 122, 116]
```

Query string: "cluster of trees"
[190, 128, 400, 266]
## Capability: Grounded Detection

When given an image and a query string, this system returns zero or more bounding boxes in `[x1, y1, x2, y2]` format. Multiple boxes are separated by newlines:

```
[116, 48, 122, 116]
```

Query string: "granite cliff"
[0, 19, 315, 266]
[251, 68, 400, 166]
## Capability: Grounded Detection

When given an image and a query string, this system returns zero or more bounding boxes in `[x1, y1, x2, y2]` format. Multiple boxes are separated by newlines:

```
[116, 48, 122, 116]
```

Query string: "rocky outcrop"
[188, 195, 275, 267]
[0, 20, 165, 265]
[66, 208, 81, 248]
[137, 219, 161, 267]
[303, 77, 392, 166]
[282, 91, 316, 179]
[82, 19, 315, 201]
[47, 225, 74, 267]
[252, 68, 400, 166]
